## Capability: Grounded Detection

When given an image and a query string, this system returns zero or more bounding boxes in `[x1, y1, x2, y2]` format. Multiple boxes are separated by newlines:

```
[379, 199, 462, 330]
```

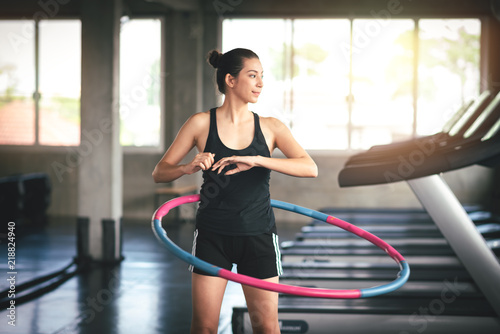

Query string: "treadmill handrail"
[448, 90, 491, 137]
[442, 99, 474, 133]
[482, 117, 500, 141]
[463, 90, 500, 139]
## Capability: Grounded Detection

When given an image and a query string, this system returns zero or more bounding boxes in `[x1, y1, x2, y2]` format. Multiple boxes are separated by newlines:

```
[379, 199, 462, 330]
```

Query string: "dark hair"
[207, 48, 259, 94]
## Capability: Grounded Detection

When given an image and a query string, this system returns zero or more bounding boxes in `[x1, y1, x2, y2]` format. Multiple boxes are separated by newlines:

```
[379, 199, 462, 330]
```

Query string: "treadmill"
[292, 220, 500, 242]
[232, 92, 500, 333]
[337, 91, 500, 318]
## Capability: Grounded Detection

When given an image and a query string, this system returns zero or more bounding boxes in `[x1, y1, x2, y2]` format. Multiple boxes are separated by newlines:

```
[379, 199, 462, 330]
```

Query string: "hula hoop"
[152, 194, 410, 299]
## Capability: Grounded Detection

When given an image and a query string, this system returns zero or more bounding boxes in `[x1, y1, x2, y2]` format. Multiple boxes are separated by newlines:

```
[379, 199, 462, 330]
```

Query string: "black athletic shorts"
[189, 227, 283, 279]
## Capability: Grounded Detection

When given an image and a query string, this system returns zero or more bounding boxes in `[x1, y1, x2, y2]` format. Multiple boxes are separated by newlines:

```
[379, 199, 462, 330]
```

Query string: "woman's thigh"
[190, 273, 228, 333]
[242, 276, 280, 334]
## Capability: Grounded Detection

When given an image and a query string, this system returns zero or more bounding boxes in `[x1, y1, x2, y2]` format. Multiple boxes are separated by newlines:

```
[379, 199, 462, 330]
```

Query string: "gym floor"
[0, 217, 301, 334]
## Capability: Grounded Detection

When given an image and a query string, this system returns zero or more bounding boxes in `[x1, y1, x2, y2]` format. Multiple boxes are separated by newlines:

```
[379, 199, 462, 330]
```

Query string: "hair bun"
[208, 50, 223, 69]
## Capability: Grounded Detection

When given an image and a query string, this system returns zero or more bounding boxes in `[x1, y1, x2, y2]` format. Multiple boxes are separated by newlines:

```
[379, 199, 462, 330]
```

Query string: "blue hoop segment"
[152, 194, 410, 298]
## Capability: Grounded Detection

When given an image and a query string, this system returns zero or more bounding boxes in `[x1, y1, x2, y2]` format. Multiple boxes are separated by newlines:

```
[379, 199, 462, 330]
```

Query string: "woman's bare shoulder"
[184, 110, 210, 130]
[189, 110, 210, 123]
[259, 115, 288, 133]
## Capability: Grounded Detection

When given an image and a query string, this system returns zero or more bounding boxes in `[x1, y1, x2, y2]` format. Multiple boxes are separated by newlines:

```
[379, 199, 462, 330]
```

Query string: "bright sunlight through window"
[223, 18, 481, 151]
[0, 20, 81, 146]
[119, 18, 162, 148]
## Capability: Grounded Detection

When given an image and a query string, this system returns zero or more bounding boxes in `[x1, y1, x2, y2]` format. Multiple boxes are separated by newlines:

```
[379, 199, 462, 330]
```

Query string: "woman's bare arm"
[152, 113, 214, 183]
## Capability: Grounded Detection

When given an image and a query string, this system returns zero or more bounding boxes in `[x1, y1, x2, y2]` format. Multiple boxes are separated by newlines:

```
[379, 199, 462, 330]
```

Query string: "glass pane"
[39, 20, 81, 146]
[120, 19, 162, 147]
[0, 20, 36, 145]
[351, 19, 415, 150]
[291, 19, 351, 150]
[222, 19, 288, 122]
[417, 19, 481, 136]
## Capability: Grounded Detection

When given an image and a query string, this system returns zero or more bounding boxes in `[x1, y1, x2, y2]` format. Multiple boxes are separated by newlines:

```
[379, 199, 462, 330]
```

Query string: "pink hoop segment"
[326, 216, 406, 263]
[152, 194, 410, 299]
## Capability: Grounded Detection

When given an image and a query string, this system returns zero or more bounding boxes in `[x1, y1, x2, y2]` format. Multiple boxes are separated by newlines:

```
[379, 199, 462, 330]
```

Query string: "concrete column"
[202, 11, 222, 109]
[79, 0, 123, 262]
[169, 11, 204, 137]
[163, 11, 205, 194]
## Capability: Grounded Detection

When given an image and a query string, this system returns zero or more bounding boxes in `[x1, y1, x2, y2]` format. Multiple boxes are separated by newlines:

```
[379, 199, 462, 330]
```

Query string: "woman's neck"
[218, 98, 251, 124]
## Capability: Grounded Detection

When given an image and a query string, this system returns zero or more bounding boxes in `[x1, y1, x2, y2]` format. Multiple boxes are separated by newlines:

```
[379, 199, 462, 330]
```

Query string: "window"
[417, 19, 481, 136]
[351, 19, 415, 149]
[39, 20, 81, 145]
[222, 18, 481, 150]
[119, 18, 162, 148]
[0, 20, 81, 146]
[291, 19, 351, 150]
[0, 18, 164, 149]
[0, 21, 37, 145]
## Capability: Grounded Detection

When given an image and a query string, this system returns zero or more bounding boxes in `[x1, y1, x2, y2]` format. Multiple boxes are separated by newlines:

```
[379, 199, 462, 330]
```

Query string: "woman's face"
[229, 57, 264, 104]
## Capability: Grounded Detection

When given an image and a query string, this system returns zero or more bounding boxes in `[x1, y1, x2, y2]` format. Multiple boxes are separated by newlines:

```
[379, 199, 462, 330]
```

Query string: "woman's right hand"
[184, 153, 216, 175]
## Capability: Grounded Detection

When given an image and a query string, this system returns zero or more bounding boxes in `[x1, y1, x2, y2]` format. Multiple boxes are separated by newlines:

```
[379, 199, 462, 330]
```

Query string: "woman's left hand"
[211, 155, 258, 175]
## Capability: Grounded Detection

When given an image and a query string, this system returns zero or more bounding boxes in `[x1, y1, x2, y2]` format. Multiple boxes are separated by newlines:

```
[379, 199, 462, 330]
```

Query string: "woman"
[152, 48, 317, 334]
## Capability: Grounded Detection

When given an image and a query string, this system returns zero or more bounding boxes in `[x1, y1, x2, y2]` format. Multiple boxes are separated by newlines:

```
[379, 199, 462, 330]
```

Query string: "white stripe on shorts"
[188, 229, 199, 272]
[272, 233, 283, 276]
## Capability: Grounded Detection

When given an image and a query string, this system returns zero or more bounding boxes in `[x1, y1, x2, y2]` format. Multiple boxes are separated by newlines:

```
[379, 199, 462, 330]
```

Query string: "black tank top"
[196, 108, 275, 236]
